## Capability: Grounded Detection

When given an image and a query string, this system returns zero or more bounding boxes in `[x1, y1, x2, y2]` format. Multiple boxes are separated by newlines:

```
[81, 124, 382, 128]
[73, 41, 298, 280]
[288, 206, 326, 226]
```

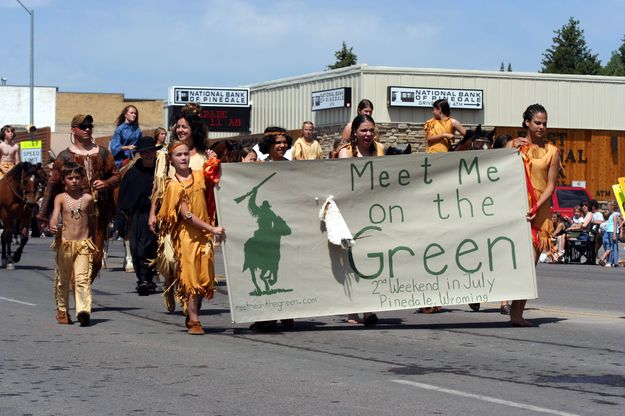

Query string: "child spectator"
[292, 121, 323, 160]
[49, 162, 96, 326]
[599, 201, 621, 267]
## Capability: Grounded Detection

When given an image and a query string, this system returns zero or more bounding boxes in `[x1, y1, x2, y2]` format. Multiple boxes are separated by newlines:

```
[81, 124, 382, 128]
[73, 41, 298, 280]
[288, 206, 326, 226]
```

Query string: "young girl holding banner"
[507, 104, 560, 327]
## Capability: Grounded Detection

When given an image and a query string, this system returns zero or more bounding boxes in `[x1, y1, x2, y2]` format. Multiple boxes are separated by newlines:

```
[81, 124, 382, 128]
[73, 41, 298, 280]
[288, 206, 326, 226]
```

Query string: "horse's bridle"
[9, 171, 40, 207]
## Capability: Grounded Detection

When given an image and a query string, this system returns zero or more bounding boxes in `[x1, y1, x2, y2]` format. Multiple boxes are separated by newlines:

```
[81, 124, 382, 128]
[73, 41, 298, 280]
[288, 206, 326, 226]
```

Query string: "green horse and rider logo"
[235, 173, 293, 296]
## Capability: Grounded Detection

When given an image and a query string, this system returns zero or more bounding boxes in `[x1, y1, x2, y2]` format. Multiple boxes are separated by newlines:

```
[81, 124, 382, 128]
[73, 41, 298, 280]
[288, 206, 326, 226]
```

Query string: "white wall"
[0, 86, 57, 131]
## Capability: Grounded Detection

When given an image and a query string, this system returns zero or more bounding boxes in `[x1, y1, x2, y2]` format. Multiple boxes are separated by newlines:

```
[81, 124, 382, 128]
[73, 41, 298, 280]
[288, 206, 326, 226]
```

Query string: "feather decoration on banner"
[319, 195, 354, 249]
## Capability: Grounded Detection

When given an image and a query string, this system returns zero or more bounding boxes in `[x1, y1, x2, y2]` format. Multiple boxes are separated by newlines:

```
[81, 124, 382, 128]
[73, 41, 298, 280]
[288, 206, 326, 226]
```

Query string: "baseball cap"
[71, 114, 93, 127]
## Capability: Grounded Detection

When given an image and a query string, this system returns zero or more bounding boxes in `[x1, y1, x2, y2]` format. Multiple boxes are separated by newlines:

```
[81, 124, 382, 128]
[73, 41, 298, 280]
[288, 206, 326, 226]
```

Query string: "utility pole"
[16, 0, 34, 128]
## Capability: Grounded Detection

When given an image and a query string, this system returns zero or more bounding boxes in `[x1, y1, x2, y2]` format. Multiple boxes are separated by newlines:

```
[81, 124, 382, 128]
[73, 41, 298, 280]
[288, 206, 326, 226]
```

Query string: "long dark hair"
[350, 114, 376, 157]
[171, 103, 208, 153]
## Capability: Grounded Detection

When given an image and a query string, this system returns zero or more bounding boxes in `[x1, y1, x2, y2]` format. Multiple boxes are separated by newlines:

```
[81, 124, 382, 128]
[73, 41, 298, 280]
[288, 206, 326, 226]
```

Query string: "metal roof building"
[247, 64, 625, 133]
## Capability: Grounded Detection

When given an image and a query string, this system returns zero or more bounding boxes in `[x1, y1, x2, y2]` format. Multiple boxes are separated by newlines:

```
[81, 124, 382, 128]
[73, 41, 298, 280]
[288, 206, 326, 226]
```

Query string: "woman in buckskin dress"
[149, 104, 214, 313]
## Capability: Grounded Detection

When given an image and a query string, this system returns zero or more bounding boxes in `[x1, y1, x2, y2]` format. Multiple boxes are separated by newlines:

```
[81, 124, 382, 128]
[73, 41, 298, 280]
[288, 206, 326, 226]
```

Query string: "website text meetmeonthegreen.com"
[234, 296, 318, 313]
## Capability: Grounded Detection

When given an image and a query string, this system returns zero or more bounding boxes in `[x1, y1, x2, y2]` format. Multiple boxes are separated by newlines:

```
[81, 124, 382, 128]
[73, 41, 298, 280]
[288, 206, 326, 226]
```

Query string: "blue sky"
[1, 0, 624, 99]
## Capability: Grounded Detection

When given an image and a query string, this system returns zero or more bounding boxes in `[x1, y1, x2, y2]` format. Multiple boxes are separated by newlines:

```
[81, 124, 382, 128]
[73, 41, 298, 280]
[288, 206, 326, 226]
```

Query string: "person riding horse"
[37, 114, 120, 281]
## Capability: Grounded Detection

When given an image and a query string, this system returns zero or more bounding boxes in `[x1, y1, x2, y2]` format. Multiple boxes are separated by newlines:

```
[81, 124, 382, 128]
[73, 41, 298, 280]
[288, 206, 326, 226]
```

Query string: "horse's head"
[20, 162, 42, 207]
[209, 140, 242, 163]
[454, 125, 495, 151]
[385, 144, 412, 156]
[7, 162, 46, 207]
[33, 163, 48, 202]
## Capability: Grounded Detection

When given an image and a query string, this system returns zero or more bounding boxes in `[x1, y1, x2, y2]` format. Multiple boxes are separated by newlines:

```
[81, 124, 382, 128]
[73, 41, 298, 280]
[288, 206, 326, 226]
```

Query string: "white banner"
[216, 150, 536, 323]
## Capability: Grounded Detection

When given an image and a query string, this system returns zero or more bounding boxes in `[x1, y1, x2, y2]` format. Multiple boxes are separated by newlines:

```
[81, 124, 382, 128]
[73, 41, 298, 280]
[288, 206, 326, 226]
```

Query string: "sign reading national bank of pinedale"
[388, 86, 483, 110]
[167, 86, 251, 133]
[311, 87, 352, 111]
[169, 86, 250, 107]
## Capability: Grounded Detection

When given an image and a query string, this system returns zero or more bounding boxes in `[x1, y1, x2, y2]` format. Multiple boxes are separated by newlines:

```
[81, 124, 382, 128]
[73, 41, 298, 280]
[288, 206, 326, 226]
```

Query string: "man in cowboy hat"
[38, 114, 120, 281]
[118, 136, 161, 295]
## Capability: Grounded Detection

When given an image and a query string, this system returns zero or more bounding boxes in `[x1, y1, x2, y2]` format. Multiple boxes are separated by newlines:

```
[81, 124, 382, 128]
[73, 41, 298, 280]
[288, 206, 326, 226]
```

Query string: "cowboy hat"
[134, 136, 162, 152]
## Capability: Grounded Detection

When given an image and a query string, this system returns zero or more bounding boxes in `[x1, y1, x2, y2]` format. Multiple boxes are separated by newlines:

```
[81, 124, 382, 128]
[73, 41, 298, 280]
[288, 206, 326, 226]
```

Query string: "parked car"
[551, 186, 593, 219]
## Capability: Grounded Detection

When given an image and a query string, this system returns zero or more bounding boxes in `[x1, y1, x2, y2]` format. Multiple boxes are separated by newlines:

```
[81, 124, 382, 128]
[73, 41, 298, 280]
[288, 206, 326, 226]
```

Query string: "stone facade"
[314, 123, 428, 155]
[227, 122, 490, 158]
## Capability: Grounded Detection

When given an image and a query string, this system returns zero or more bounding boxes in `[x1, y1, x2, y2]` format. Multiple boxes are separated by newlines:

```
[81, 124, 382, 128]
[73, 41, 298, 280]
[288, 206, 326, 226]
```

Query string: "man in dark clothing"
[118, 137, 160, 295]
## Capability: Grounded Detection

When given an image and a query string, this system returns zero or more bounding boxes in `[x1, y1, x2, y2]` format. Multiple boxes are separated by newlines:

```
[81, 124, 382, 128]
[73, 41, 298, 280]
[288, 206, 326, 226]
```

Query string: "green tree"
[327, 41, 357, 70]
[619, 35, 625, 67]
[600, 51, 625, 76]
[499, 62, 505, 72]
[541, 17, 601, 75]
[507, 63, 513, 72]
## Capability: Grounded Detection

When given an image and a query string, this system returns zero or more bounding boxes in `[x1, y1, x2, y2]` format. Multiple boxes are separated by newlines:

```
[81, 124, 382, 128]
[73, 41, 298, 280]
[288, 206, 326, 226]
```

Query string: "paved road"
[1, 238, 624, 416]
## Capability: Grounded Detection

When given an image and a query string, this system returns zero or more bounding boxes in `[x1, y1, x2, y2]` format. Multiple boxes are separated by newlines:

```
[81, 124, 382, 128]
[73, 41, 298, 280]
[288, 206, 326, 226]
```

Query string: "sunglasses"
[76, 123, 94, 130]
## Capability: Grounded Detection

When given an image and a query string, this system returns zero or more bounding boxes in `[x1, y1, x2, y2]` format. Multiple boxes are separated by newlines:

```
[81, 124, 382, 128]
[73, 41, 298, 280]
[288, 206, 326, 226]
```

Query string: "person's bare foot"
[510, 318, 534, 327]
[346, 314, 361, 324]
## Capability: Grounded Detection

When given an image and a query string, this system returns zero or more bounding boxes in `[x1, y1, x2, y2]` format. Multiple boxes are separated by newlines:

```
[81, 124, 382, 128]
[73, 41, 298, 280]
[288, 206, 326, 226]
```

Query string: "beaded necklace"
[65, 194, 83, 219]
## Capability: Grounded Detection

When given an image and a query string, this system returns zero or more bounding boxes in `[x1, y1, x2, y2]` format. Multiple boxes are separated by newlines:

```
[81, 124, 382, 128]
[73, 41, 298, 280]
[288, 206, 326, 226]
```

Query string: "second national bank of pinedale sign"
[388, 86, 483, 110]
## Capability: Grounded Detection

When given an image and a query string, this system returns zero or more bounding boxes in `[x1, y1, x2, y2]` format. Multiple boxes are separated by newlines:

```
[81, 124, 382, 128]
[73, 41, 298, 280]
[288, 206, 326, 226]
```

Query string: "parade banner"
[215, 150, 537, 323]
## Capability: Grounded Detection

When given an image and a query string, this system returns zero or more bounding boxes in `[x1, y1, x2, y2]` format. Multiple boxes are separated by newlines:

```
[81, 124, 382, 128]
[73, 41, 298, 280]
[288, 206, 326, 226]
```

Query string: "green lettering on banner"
[458, 157, 481, 185]
[388, 246, 415, 278]
[348, 226, 384, 279]
[369, 204, 405, 224]
[433, 194, 450, 220]
[421, 157, 432, 184]
[456, 189, 474, 218]
[389, 205, 405, 223]
[455, 239, 482, 273]
[423, 243, 447, 275]
[351, 161, 373, 191]
[398, 169, 410, 186]
[216, 148, 537, 323]
[487, 236, 517, 271]
[486, 166, 499, 182]
[379, 170, 390, 188]
[482, 197, 495, 216]
[369, 204, 386, 224]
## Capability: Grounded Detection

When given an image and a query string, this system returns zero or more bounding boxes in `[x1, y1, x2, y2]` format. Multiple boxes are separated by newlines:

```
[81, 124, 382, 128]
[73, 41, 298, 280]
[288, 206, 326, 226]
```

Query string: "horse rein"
[7, 171, 41, 206]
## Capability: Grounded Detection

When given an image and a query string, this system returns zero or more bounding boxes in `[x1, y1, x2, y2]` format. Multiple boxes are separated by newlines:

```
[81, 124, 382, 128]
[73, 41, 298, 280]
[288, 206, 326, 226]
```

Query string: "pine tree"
[600, 51, 625, 76]
[327, 42, 358, 70]
[619, 35, 625, 67]
[507, 63, 512, 72]
[541, 17, 601, 75]
[499, 62, 505, 72]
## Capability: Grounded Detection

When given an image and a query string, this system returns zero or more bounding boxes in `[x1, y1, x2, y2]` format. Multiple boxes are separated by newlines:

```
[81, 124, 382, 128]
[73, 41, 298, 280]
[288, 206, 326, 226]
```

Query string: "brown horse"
[452, 125, 495, 151]
[209, 139, 244, 163]
[0, 162, 47, 269]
